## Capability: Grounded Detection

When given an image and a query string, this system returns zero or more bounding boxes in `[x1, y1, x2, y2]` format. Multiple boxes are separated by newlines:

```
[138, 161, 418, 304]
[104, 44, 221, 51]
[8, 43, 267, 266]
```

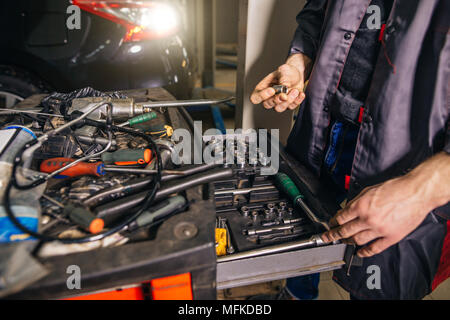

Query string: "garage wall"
[216, 0, 239, 44]
[235, 0, 307, 144]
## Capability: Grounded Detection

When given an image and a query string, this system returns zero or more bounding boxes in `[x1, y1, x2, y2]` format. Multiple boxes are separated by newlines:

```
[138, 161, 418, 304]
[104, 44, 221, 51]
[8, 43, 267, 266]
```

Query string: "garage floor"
[202, 55, 449, 300]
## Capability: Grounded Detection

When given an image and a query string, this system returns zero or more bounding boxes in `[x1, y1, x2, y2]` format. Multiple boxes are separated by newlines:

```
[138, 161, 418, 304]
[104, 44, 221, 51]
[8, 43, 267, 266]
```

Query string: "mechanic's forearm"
[405, 152, 450, 212]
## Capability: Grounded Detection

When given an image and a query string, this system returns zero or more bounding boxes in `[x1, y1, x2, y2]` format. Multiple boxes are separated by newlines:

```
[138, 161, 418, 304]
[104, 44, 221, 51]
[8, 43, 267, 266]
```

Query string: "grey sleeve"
[289, 0, 328, 62]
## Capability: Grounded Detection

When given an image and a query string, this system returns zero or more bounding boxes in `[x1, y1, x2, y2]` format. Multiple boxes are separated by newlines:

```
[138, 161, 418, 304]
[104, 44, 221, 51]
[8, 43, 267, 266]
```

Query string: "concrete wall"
[235, 0, 306, 144]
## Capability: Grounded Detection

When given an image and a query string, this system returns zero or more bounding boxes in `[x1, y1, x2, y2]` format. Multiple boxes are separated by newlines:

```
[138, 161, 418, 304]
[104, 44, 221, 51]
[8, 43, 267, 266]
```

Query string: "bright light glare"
[139, 5, 178, 34]
[129, 45, 142, 54]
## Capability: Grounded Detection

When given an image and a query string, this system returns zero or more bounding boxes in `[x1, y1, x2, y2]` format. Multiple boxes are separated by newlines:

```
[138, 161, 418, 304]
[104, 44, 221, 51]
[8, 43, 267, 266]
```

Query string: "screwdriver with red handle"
[40, 158, 105, 178]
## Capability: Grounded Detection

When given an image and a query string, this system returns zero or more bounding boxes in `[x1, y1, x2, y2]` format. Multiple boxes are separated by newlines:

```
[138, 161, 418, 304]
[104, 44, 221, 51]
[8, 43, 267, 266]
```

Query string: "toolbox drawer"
[214, 144, 348, 289]
[217, 244, 346, 289]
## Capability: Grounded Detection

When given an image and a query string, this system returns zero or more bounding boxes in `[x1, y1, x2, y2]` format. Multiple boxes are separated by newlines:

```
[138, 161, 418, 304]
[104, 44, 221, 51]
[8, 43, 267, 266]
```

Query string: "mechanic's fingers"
[263, 98, 276, 109]
[274, 94, 285, 105]
[274, 101, 290, 113]
[321, 219, 367, 243]
[255, 72, 277, 91]
[334, 206, 359, 226]
[357, 237, 393, 258]
[351, 230, 379, 246]
[294, 92, 306, 105]
[275, 89, 300, 105]
[288, 89, 300, 102]
[288, 103, 299, 110]
[251, 87, 276, 105]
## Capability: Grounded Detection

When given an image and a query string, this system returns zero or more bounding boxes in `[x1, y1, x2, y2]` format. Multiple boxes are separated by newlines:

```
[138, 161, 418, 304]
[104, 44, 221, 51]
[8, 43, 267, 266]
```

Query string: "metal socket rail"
[141, 97, 235, 109]
[217, 234, 326, 263]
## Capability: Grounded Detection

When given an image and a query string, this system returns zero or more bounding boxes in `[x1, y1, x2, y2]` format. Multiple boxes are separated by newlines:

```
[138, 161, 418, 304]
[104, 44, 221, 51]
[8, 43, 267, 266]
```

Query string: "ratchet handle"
[101, 149, 152, 166]
[40, 158, 105, 178]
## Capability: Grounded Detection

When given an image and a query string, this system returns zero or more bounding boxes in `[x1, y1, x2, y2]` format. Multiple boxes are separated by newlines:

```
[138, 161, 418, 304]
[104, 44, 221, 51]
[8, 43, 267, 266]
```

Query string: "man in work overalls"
[251, 0, 450, 299]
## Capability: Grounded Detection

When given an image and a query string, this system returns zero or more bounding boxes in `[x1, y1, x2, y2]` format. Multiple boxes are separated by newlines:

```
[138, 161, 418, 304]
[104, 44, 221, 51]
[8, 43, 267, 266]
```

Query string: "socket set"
[214, 171, 322, 253]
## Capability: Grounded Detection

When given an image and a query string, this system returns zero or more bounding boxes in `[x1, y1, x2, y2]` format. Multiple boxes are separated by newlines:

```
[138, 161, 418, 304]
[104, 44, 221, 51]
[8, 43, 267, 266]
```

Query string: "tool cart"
[0, 88, 348, 300]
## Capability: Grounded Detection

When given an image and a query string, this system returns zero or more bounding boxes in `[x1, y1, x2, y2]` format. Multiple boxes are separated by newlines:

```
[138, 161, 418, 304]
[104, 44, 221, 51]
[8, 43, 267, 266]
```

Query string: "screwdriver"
[41, 195, 105, 234]
[118, 112, 157, 127]
[40, 158, 105, 178]
[40, 157, 182, 178]
[64, 204, 105, 234]
[101, 149, 152, 166]
[127, 195, 187, 231]
[275, 173, 330, 231]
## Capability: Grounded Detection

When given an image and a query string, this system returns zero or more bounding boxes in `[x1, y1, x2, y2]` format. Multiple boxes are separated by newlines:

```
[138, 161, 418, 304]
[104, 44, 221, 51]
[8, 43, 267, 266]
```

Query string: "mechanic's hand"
[321, 175, 434, 258]
[250, 53, 312, 113]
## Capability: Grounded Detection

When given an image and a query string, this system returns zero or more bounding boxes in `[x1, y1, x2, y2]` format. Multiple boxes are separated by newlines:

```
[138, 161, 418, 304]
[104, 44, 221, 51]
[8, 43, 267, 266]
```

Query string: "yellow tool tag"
[165, 125, 174, 137]
[215, 228, 227, 257]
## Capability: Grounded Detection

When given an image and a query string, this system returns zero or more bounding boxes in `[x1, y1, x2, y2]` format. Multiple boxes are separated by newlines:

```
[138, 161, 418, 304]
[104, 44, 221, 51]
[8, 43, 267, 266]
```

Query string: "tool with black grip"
[64, 204, 105, 234]
[101, 149, 152, 166]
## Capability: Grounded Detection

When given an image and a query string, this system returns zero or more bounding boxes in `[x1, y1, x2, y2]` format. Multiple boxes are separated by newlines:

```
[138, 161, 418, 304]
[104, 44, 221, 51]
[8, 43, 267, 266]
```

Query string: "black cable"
[3, 113, 163, 244]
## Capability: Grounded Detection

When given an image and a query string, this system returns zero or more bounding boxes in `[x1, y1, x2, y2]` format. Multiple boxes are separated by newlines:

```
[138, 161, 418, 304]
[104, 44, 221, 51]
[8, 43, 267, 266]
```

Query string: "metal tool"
[141, 97, 235, 109]
[0, 109, 65, 118]
[245, 223, 302, 236]
[76, 135, 117, 147]
[275, 173, 330, 231]
[214, 185, 276, 196]
[272, 85, 289, 94]
[217, 234, 325, 263]
[103, 167, 185, 176]
[68, 97, 154, 121]
[223, 219, 235, 254]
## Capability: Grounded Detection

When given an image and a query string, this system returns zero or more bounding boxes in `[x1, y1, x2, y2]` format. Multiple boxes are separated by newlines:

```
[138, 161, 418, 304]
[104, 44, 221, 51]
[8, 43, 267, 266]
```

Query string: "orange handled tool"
[40, 158, 105, 178]
[101, 149, 152, 166]
[64, 204, 104, 234]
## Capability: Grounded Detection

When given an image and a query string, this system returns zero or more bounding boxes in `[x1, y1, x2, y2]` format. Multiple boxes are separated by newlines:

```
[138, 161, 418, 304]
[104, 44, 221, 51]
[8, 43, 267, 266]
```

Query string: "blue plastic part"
[0, 216, 37, 243]
[97, 164, 106, 176]
[4, 125, 37, 139]
[211, 105, 226, 134]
